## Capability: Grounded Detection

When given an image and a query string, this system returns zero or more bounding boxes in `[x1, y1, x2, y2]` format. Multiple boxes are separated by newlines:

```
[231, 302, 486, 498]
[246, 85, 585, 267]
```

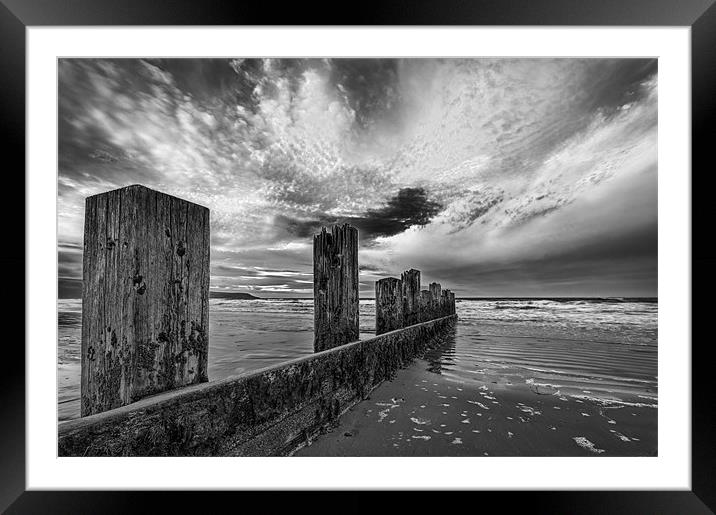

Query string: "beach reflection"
[423, 325, 457, 374]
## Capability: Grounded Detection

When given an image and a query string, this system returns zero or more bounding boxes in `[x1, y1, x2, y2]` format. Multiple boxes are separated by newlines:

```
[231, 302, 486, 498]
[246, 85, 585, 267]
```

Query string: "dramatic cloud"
[276, 187, 443, 241]
[58, 58, 657, 298]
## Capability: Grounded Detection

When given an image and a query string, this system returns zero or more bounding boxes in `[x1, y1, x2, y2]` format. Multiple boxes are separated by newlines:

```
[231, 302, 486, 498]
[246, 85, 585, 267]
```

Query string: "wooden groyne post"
[313, 224, 359, 352]
[81, 184, 210, 416]
[429, 282, 441, 320]
[375, 272, 456, 329]
[375, 277, 404, 334]
[401, 269, 421, 326]
[419, 290, 430, 323]
[445, 289, 456, 315]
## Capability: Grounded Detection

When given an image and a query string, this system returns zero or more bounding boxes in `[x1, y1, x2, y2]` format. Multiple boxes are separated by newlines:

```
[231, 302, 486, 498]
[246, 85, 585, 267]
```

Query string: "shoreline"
[296, 353, 657, 457]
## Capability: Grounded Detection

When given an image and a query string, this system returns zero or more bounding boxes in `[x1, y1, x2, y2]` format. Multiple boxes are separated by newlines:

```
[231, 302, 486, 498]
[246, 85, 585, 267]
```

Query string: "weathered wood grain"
[401, 269, 421, 326]
[428, 282, 441, 320]
[313, 224, 359, 352]
[81, 184, 210, 416]
[375, 277, 403, 334]
[445, 289, 456, 315]
[419, 290, 430, 322]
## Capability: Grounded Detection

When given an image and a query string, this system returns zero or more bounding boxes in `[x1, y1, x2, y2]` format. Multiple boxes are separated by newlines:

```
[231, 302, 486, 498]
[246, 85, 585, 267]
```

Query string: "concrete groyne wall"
[58, 315, 457, 457]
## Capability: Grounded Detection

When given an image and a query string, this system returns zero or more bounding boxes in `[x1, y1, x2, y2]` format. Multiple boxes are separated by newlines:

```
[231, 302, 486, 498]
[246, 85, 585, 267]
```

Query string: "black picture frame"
[3, 0, 713, 512]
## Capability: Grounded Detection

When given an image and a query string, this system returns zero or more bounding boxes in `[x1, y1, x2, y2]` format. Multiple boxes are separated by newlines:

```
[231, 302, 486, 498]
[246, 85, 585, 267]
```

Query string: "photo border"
[4, 0, 713, 511]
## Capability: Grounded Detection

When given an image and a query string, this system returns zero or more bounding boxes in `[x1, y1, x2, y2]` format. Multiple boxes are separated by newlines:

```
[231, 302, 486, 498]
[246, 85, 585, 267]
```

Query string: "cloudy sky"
[58, 58, 657, 298]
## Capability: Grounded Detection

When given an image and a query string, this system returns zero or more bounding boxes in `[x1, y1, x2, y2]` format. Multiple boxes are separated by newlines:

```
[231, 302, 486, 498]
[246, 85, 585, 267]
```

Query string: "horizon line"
[59, 293, 658, 300]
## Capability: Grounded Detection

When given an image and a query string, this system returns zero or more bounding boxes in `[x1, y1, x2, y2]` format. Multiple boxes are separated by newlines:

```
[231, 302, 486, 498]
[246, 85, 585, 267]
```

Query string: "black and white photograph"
[56, 57, 658, 457]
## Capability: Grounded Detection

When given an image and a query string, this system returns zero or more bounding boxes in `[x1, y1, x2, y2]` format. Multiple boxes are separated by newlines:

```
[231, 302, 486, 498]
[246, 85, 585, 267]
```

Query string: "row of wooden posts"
[312, 224, 457, 352]
[375, 272, 456, 335]
[80, 186, 456, 417]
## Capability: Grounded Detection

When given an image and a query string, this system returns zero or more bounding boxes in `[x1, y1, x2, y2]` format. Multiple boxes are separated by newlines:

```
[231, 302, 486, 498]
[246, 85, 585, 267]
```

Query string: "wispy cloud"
[58, 58, 657, 297]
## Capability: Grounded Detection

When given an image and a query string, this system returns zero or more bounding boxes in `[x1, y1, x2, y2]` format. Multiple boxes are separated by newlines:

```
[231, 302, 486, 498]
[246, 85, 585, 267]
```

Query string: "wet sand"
[295, 352, 657, 457]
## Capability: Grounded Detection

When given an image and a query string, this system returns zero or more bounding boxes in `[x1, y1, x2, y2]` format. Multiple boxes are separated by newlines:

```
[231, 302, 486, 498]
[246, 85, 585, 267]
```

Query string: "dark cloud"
[276, 187, 443, 241]
[352, 187, 443, 238]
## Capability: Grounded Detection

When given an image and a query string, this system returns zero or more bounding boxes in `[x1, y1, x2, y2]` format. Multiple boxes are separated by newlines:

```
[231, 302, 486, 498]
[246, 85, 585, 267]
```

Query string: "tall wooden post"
[375, 277, 403, 335]
[401, 269, 421, 326]
[429, 282, 441, 321]
[313, 224, 359, 352]
[419, 290, 431, 322]
[81, 185, 210, 416]
[444, 289, 455, 315]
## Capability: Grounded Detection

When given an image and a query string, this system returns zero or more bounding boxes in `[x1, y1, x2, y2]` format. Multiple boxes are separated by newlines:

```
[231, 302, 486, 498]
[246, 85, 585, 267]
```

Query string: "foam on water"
[459, 298, 657, 346]
[573, 436, 605, 454]
[421, 300, 657, 410]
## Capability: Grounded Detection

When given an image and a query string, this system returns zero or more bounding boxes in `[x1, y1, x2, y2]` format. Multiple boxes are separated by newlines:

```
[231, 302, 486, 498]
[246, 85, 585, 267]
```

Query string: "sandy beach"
[59, 297, 658, 456]
[296, 338, 657, 457]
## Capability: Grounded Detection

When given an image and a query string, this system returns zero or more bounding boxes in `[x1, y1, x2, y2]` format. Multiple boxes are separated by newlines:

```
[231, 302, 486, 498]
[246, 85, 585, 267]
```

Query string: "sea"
[57, 297, 657, 421]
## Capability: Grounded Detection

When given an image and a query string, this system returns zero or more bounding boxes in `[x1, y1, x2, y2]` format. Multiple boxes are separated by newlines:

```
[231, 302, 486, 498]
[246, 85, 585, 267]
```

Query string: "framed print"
[5, 0, 714, 512]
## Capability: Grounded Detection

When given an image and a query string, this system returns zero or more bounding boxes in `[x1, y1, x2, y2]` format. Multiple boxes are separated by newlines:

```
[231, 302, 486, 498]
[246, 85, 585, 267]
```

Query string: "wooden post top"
[314, 223, 357, 236]
[86, 184, 209, 211]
